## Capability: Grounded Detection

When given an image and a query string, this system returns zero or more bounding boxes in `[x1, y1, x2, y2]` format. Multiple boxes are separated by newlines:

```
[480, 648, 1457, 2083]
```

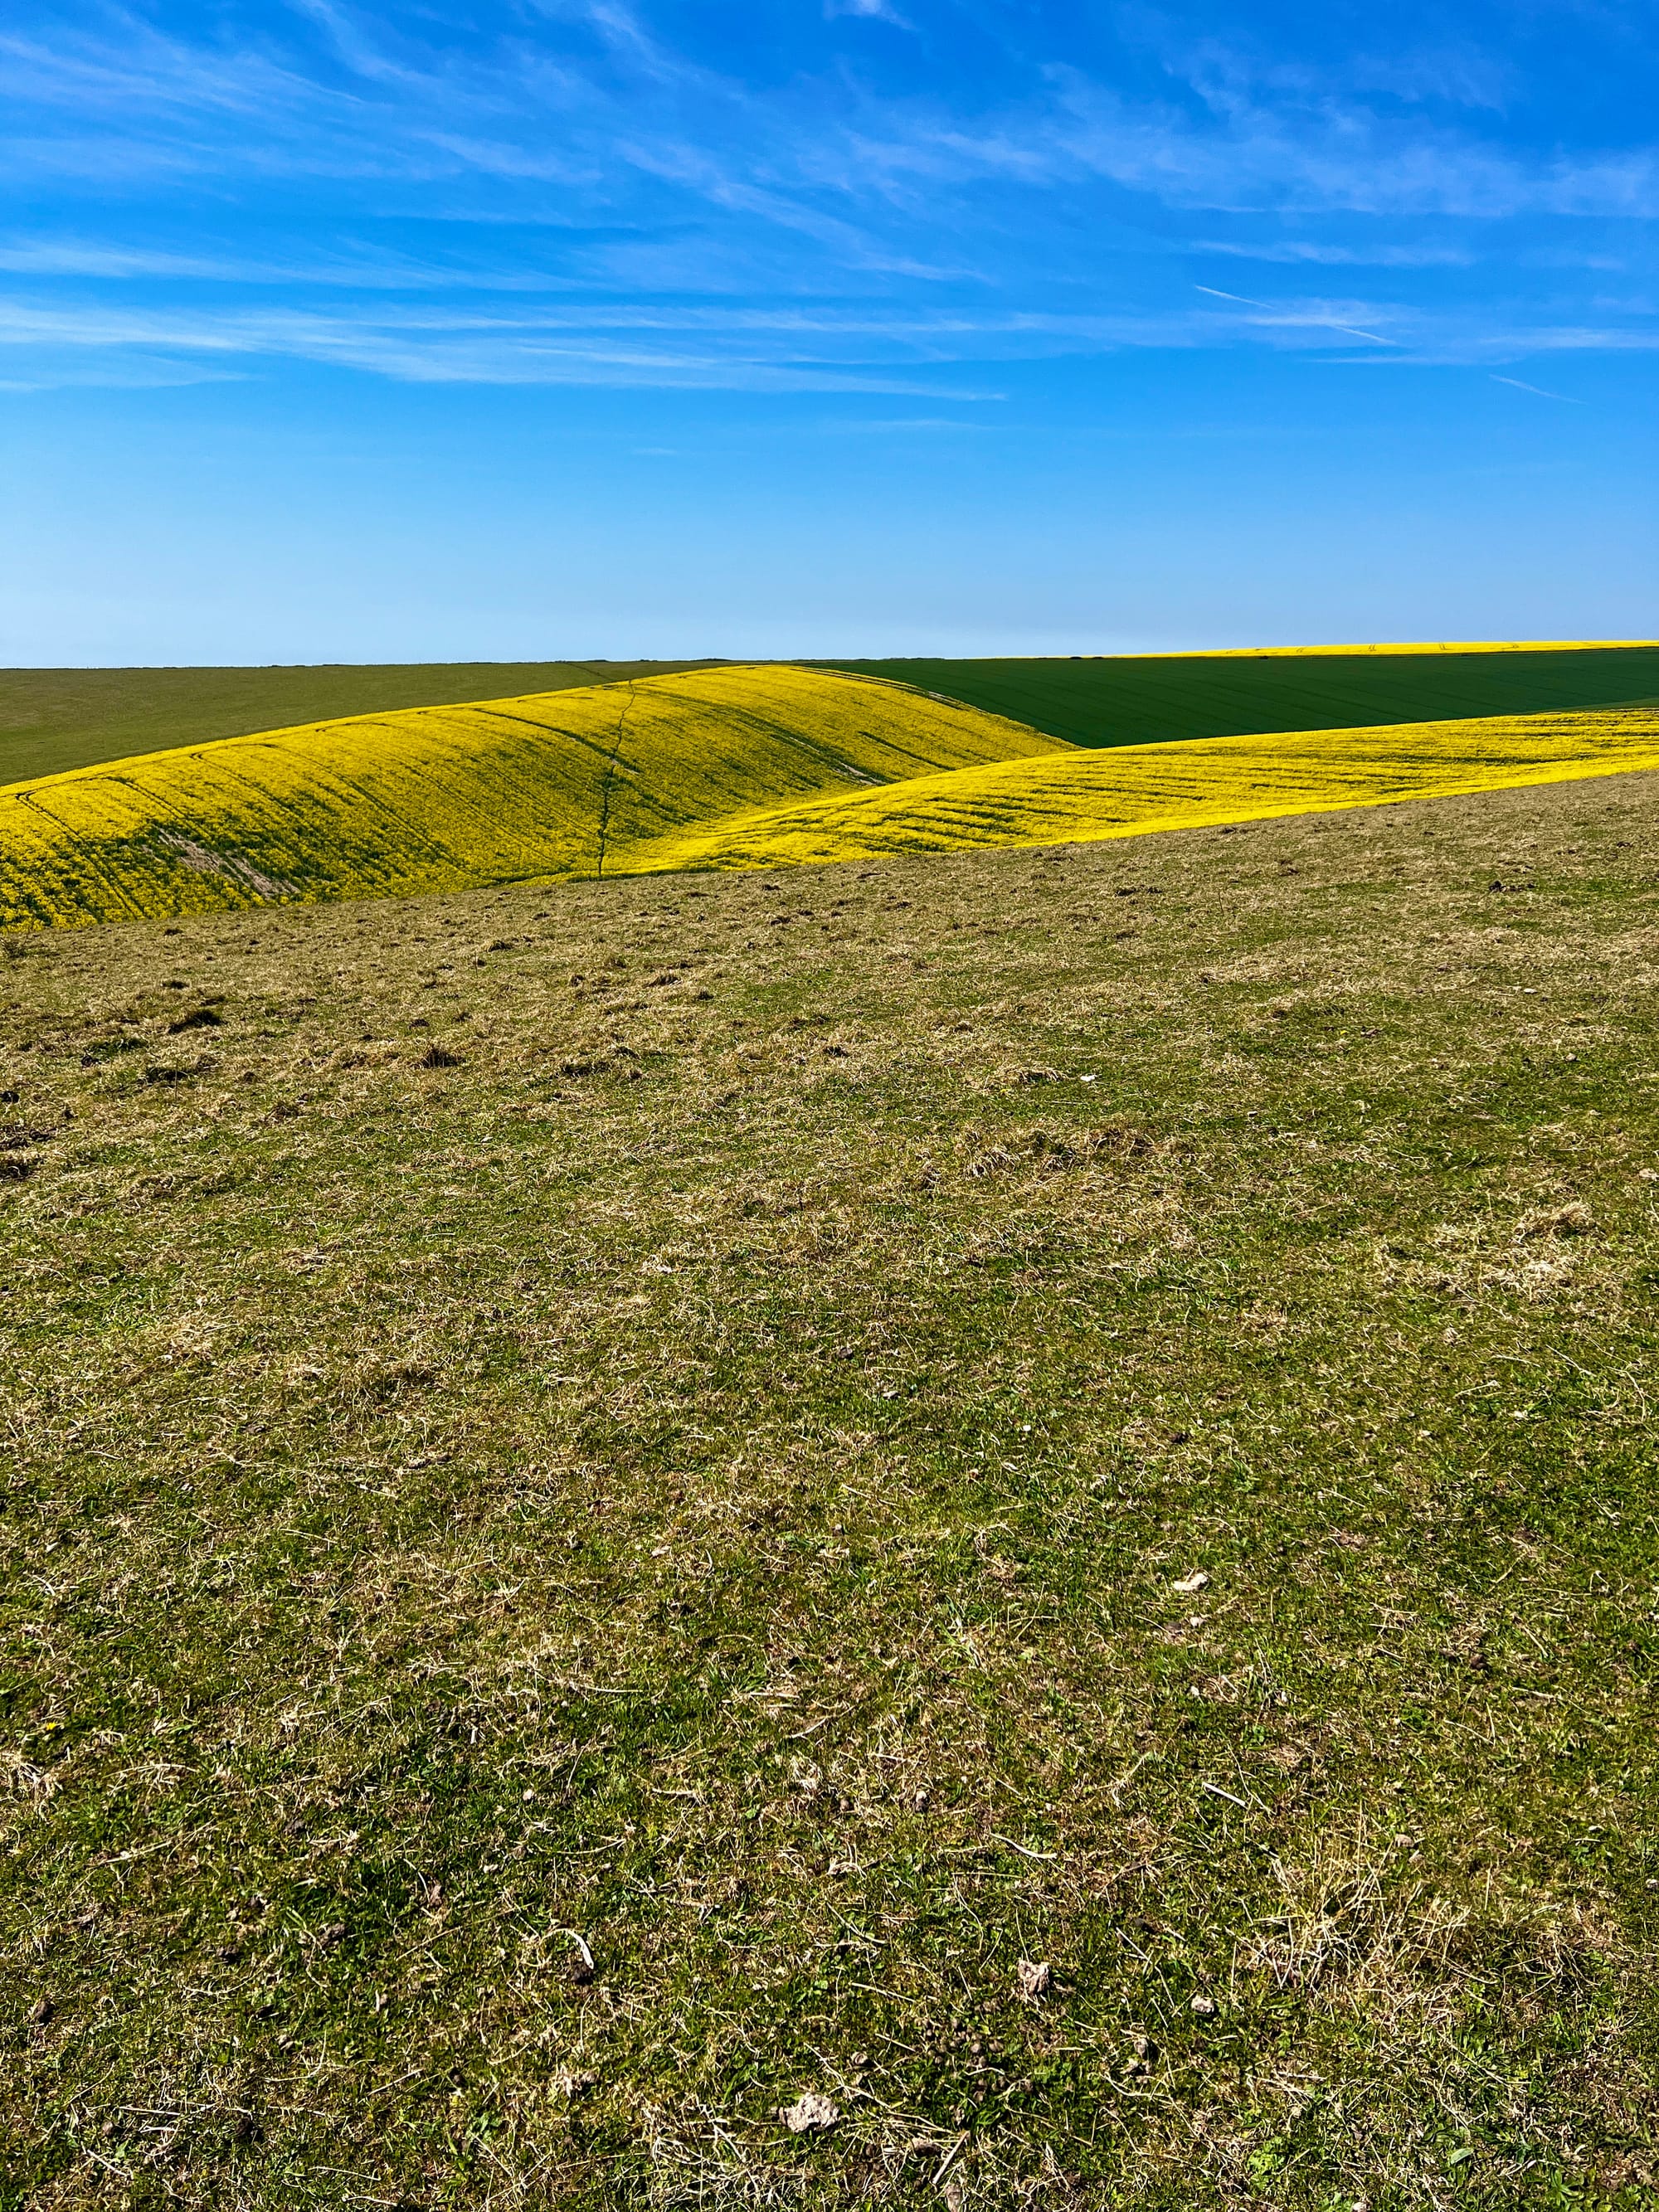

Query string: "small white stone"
[1016, 1957, 1053, 2000]
[781, 2092, 840, 2134]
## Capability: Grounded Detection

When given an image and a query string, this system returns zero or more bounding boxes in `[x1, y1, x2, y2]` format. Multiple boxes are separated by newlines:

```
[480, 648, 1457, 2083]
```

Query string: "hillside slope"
[5, 776, 1659, 2204]
[816, 641, 1659, 749]
[0, 661, 720, 785]
[635, 705, 1659, 874]
[0, 666, 1060, 931]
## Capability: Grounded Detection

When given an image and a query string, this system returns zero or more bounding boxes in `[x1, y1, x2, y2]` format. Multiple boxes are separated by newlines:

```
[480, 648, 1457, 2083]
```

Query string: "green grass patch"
[815, 646, 1659, 749]
[2, 775, 1658, 2206]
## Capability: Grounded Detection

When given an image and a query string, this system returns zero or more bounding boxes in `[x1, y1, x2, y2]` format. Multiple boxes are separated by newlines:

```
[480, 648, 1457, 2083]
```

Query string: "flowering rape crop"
[633, 706, 1659, 876]
[7, 664, 1659, 932]
[0, 666, 1058, 931]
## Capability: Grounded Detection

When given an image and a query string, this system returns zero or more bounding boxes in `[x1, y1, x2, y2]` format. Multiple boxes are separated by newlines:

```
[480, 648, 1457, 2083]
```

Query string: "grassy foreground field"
[818, 645, 1659, 751]
[4, 771, 1659, 2207]
[0, 666, 718, 788]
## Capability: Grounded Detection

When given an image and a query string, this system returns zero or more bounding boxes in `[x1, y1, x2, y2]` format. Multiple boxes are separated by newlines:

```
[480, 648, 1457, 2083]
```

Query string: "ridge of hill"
[0, 661, 722, 786]
[632, 706, 1659, 875]
[814, 643, 1659, 751]
[0, 665, 1060, 931]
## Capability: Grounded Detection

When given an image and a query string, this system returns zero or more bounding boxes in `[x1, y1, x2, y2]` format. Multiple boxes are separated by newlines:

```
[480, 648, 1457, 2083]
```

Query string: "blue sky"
[2, 0, 1655, 664]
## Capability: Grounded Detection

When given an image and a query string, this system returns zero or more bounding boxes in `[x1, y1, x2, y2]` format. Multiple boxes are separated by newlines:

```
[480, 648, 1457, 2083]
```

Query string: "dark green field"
[0, 664, 718, 786]
[817, 646, 1659, 750]
[4, 770, 1658, 2206]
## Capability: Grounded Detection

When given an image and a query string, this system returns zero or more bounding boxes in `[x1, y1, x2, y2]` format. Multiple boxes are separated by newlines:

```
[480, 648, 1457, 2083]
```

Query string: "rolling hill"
[815, 641, 1659, 749]
[0, 665, 1058, 931]
[8, 640, 1655, 793]
[7, 655, 1659, 934]
[633, 705, 1659, 875]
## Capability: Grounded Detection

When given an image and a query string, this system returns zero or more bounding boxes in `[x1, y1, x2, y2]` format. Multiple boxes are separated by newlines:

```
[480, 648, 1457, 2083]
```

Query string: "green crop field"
[4, 767, 1659, 2207]
[0, 663, 718, 786]
[816, 644, 1659, 750]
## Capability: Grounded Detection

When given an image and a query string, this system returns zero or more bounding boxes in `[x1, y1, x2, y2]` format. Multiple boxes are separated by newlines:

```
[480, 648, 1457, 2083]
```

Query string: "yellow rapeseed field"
[8, 666, 1659, 930]
[0, 666, 1058, 931]
[625, 706, 1659, 874]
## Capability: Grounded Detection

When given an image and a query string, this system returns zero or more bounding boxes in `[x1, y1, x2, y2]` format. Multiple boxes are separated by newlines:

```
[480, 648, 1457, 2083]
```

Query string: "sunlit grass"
[4, 769, 1658, 2206]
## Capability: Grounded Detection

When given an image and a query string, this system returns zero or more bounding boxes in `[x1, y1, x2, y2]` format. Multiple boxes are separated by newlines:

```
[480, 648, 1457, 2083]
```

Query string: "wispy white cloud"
[1491, 373, 1582, 401]
[1039, 72, 1659, 221]
[0, 1, 1652, 396]
[1194, 284, 1399, 345]
[0, 240, 236, 280]
[0, 357, 245, 392]
[1195, 239, 1474, 268]
[3, 281, 1646, 392]
[0, 236, 596, 289]
[6, 4, 1654, 223]
[815, 414, 984, 430]
[0, 293, 1027, 389]
[825, 0, 912, 26]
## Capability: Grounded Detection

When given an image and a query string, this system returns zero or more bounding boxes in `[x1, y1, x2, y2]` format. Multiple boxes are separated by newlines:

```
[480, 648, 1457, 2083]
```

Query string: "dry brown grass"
[2, 776, 1658, 2207]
